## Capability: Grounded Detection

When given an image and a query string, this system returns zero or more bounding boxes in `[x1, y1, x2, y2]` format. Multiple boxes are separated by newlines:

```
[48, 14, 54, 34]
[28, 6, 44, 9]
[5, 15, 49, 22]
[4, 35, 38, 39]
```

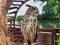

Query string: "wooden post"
[36, 29, 55, 45]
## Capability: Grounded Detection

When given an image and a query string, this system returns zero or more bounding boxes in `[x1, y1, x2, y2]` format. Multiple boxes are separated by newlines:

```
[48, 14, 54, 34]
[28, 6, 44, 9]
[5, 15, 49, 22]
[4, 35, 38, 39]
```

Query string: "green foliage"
[56, 35, 60, 45]
[36, 0, 60, 28]
[19, 42, 23, 45]
[16, 15, 24, 22]
[37, 14, 60, 28]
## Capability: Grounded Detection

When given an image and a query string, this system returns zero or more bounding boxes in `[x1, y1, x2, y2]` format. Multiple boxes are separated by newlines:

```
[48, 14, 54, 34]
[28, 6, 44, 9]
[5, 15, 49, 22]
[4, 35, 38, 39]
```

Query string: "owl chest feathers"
[21, 15, 38, 30]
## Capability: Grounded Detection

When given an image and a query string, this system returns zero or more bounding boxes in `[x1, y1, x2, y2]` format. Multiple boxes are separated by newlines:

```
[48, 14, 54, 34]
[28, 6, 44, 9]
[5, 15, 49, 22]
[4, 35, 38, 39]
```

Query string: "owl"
[20, 5, 39, 45]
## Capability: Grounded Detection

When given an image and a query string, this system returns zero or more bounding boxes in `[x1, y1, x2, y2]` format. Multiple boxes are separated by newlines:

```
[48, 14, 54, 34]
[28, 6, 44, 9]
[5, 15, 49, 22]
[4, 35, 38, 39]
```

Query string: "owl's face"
[25, 5, 39, 17]
[32, 7, 39, 16]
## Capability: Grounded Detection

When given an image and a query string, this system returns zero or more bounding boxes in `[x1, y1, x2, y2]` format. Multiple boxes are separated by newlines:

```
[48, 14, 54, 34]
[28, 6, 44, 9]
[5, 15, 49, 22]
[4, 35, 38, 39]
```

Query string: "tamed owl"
[20, 5, 39, 45]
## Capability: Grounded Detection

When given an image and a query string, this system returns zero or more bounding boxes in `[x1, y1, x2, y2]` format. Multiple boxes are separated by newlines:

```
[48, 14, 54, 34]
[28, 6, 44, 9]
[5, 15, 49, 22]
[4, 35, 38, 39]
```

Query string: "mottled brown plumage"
[20, 5, 39, 45]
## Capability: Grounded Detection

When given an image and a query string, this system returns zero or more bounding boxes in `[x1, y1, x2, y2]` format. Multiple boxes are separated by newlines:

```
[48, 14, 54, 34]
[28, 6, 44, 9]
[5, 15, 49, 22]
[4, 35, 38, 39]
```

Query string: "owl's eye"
[34, 10, 38, 14]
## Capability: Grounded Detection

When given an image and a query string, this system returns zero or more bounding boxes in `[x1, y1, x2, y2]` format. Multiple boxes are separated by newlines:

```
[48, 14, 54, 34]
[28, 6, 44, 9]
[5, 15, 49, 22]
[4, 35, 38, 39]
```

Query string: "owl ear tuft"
[25, 4, 36, 9]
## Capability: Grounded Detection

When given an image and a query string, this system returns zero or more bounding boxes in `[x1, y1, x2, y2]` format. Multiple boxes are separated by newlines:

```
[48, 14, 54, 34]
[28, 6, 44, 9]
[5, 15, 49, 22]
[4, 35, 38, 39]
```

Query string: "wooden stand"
[36, 29, 56, 45]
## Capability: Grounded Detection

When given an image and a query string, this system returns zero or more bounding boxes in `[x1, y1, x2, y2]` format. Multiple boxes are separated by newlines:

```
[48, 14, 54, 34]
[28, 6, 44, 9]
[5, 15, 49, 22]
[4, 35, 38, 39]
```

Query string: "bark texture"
[0, 0, 14, 45]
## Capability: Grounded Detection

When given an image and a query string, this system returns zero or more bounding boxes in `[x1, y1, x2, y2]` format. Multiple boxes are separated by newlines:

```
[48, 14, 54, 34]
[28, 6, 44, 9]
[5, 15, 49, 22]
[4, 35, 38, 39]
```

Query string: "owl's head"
[25, 4, 39, 16]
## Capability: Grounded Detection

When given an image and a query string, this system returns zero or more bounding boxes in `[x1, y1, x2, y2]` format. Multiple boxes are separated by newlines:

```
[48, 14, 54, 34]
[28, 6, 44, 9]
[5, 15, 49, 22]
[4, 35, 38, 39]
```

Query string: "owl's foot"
[23, 43, 28, 45]
[31, 43, 36, 45]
